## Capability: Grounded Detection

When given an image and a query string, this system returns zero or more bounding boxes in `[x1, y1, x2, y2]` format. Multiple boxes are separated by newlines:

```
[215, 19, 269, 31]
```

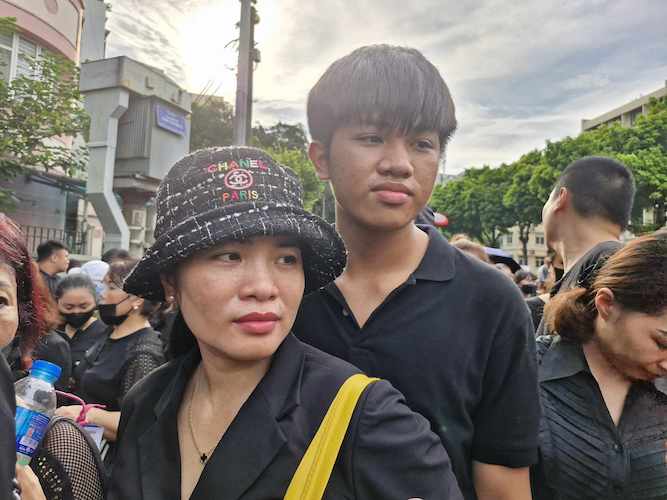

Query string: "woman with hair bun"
[56, 258, 164, 465]
[531, 232, 667, 500]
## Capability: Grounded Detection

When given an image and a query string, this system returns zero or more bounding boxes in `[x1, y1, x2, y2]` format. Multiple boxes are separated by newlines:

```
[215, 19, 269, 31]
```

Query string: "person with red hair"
[0, 213, 49, 499]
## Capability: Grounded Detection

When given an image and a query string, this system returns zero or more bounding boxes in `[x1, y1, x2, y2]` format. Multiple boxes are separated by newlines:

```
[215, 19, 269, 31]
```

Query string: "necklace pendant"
[200, 453, 207, 464]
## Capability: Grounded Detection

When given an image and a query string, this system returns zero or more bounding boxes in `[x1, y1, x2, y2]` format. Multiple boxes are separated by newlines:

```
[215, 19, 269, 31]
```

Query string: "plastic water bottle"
[14, 360, 61, 465]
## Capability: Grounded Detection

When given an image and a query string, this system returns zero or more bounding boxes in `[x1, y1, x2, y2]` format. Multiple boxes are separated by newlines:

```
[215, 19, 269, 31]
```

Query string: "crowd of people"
[1, 44, 665, 500]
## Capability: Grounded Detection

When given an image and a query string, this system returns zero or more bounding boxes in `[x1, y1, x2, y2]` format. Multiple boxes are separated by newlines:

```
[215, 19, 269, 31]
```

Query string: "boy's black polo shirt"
[294, 225, 540, 500]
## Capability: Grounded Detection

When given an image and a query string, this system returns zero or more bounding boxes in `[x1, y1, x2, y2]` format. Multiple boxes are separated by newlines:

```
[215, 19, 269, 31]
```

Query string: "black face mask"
[98, 296, 131, 326]
[63, 310, 95, 329]
[521, 284, 537, 296]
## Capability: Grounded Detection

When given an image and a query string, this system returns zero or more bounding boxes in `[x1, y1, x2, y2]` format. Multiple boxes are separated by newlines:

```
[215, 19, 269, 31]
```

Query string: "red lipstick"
[234, 312, 279, 335]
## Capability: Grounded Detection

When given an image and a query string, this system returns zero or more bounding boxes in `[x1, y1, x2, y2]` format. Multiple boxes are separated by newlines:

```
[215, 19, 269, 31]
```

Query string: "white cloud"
[105, 0, 667, 173]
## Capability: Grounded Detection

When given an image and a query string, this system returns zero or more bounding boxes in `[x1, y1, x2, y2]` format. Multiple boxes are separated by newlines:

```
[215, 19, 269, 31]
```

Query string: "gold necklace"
[187, 368, 217, 464]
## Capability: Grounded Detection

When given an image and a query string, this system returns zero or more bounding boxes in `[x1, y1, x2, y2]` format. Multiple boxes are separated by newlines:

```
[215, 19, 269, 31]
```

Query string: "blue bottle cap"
[30, 360, 62, 383]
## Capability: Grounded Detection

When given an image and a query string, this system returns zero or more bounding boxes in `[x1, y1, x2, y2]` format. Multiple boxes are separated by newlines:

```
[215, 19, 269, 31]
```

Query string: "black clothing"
[57, 320, 108, 393]
[39, 269, 61, 300]
[0, 354, 16, 499]
[294, 225, 540, 500]
[32, 331, 72, 391]
[536, 241, 622, 336]
[526, 296, 547, 332]
[109, 334, 463, 500]
[532, 336, 667, 500]
[79, 327, 164, 411]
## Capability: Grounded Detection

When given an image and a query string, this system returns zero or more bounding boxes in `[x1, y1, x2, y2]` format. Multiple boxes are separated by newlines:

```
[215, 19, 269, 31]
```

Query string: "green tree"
[252, 122, 308, 151]
[0, 17, 89, 210]
[189, 96, 234, 150]
[431, 165, 514, 247]
[265, 147, 324, 212]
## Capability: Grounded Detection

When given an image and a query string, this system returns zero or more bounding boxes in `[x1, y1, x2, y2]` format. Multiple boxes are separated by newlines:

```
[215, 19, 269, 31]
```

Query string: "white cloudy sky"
[105, 0, 667, 173]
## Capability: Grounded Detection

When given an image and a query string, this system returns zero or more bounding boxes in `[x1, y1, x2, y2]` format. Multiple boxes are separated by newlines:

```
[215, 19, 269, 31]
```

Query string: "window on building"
[535, 257, 545, 268]
[0, 31, 12, 82]
[535, 233, 545, 245]
[518, 255, 527, 266]
[506, 233, 513, 245]
[17, 37, 38, 79]
[0, 33, 46, 83]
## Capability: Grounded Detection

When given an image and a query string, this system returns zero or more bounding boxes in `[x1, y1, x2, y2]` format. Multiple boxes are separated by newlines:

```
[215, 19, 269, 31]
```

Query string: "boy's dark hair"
[36, 240, 68, 262]
[101, 247, 131, 264]
[307, 45, 457, 151]
[554, 156, 635, 230]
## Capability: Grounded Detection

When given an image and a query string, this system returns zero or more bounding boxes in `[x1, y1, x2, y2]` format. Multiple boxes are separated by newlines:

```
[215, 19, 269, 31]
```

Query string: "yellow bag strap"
[284, 373, 379, 500]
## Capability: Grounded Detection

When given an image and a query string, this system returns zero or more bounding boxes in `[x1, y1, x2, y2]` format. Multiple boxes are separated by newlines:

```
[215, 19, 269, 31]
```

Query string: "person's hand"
[55, 404, 83, 421]
[15, 465, 46, 500]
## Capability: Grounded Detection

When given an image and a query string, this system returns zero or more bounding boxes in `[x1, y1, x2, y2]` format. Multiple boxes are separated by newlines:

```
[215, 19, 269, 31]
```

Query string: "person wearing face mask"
[54, 274, 108, 395]
[56, 259, 164, 468]
[514, 269, 538, 298]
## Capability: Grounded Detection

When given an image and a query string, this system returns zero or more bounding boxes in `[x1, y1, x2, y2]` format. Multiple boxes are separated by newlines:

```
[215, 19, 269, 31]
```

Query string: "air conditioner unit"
[131, 209, 146, 228]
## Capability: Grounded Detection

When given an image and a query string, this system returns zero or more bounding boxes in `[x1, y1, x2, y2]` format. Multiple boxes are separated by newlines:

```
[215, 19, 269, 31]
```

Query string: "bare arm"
[473, 462, 532, 500]
[86, 407, 121, 442]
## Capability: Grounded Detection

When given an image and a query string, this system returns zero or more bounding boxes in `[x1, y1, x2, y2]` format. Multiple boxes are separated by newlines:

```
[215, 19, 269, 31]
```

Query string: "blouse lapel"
[190, 334, 305, 500]
[137, 351, 198, 500]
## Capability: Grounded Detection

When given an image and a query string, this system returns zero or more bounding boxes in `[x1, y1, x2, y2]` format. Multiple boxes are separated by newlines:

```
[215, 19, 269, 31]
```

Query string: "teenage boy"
[293, 45, 539, 500]
[537, 156, 636, 335]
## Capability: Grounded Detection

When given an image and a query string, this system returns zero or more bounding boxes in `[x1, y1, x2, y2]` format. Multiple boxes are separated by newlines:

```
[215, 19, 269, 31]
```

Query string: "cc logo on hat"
[224, 169, 254, 190]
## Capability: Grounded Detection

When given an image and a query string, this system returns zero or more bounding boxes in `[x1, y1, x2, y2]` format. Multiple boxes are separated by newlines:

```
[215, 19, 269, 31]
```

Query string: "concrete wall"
[80, 0, 106, 62]
[2, 174, 68, 229]
[0, 0, 84, 61]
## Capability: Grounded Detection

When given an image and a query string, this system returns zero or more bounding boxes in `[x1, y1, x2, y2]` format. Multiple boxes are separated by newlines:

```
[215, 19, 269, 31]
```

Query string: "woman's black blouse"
[0, 354, 16, 499]
[109, 334, 463, 500]
[79, 327, 164, 410]
[32, 331, 72, 391]
[532, 336, 667, 500]
[56, 320, 108, 393]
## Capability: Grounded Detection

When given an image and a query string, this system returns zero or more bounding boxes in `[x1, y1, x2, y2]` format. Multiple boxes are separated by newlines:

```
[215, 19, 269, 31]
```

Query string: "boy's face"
[310, 124, 441, 232]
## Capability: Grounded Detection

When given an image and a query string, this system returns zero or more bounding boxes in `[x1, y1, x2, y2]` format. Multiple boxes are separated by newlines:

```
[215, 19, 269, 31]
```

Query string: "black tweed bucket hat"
[124, 146, 346, 301]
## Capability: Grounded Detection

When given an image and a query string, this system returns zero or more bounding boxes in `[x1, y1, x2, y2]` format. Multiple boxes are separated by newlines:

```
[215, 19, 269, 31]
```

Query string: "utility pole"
[233, 0, 254, 145]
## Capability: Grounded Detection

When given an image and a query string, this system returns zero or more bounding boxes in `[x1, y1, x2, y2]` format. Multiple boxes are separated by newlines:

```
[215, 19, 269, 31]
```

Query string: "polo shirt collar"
[539, 336, 590, 383]
[539, 336, 667, 396]
[412, 224, 456, 282]
[153, 333, 305, 419]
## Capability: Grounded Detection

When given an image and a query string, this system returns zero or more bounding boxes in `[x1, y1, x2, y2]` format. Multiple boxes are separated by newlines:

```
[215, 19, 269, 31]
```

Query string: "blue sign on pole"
[155, 103, 187, 136]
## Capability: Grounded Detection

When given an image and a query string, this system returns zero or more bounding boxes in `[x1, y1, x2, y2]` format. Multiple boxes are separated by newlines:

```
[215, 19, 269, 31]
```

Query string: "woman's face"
[0, 264, 18, 348]
[100, 274, 135, 315]
[596, 303, 667, 381]
[58, 287, 96, 315]
[167, 236, 305, 365]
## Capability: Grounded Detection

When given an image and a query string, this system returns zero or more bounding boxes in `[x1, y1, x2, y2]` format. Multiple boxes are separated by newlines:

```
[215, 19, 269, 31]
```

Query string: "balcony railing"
[21, 225, 90, 257]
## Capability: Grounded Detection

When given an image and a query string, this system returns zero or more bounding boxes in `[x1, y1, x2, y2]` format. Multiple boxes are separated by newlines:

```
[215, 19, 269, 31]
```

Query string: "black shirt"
[57, 319, 108, 393]
[532, 336, 667, 500]
[32, 331, 72, 392]
[294, 225, 540, 500]
[79, 327, 164, 411]
[39, 269, 61, 300]
[526, 296, 547, 332]
[536, 241, 622, 336]
[0, 354, 15, 499]
[110, 334, 463, 500]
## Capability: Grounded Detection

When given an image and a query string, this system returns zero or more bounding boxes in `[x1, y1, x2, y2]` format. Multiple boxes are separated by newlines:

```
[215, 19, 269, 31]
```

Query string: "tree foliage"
[0, 17, 89, 209]
[430, 95, 667, 261]
[189, 96, 234, 150]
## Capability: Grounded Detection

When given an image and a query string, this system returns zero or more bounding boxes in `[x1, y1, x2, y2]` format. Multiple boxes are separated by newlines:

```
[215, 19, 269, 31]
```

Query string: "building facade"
[581, 80, 667, 132]
[499, 224, 548, 273]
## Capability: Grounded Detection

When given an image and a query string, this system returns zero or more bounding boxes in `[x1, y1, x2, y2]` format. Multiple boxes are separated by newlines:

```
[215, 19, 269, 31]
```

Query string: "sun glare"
[179, 3, 240, 98]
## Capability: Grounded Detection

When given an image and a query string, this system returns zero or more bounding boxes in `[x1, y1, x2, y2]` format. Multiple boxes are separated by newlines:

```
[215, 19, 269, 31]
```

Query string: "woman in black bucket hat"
[109, 147, 462, 500]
